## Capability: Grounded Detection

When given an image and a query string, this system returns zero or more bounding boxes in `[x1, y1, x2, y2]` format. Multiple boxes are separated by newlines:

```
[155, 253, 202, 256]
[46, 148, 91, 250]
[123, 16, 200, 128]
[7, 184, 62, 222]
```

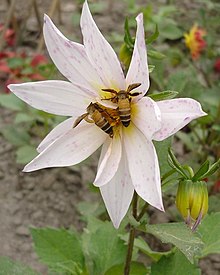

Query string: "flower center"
[73, 83, 142, 137]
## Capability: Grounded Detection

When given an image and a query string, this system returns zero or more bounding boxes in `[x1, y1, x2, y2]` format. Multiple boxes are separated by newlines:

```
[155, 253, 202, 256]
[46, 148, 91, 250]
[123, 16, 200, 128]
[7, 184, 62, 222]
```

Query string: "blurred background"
[0, 0, 219, 273]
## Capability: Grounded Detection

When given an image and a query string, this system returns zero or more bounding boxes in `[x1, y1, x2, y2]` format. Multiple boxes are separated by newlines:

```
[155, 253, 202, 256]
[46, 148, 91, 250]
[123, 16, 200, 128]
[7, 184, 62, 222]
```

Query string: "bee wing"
[73, 113, 88, 128]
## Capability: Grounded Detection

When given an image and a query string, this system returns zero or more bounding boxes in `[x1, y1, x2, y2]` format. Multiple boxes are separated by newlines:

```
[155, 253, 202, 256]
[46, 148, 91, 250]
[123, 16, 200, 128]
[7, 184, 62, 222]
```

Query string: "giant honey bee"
[73, 103, 114, 138]
[102, 83, 141, 127]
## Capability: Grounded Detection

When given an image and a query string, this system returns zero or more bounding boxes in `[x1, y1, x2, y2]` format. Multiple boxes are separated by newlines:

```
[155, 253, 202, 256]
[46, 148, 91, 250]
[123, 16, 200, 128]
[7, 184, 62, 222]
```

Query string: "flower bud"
[176, 180, 208, 231]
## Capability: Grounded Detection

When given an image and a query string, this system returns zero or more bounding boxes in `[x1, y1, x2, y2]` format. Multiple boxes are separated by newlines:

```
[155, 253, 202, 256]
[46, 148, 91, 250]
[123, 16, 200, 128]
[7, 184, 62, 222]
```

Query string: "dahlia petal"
[43, 14, 102, 92]
[153, 98, 207, 141]
[80, 1, 125, 89]
[8, 80, 91, 116]
[23, 122, 107, 172]
[132, 97, 161, 139]
[123, 125, 164, 211]
[100, 151, 134, 228]
[94, 134, 122, 187]
[37, 117, 74, 153]
[126, 13, 149, 99]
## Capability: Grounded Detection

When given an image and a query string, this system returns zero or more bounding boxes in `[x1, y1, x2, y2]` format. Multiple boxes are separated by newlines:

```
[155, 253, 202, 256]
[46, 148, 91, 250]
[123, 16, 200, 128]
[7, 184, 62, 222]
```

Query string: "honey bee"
[73, 103, 114, 137]
[102, 83, 141, 127]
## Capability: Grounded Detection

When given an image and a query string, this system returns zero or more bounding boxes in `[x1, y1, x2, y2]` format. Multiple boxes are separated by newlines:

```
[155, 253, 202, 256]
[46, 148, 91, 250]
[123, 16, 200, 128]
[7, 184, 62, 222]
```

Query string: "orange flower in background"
[184, 24, 206, 60]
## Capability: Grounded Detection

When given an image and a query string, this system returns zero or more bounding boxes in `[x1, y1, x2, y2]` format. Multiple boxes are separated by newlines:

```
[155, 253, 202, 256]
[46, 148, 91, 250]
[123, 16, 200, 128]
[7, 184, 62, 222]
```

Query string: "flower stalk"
[124, 192, 138, 275]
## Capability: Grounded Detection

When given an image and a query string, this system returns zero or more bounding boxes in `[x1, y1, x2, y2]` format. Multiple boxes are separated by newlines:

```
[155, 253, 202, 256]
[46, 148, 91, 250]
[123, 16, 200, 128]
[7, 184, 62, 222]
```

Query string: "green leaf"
[21, 67, 34, 75]
[154, 138, 172, 176]
[160, 24, 183, 40]
[7, 57, 24, 69]
[167, 71, 188, 93]
[76, 201, 105, 221]
[146, 24, 159, 44]
[85, 222, 127, 275]
[151, 250, 201, 275]
[0, 256, 38, 275]
[15, 113, 34, 124]
[197, 213, 220, 257]
[0, 126, 30, 146]
[134, 237, 172, 261]
[148, 65, 155, 73]
[208, 195, 220, 213]
[124, 18, 134, 50]
[148, 50, 166, 60]
[16, 145, 38, 164]
[105, 262, 147, 275]
[168, 148, 188, 179]
[201, 159, 220, 179]
[31, 227, 84, 274]
[192, 160, 210, 181]
[146, 222, 204, 263]
[148, 90, 178, 101]
[0, 94, 25, 111]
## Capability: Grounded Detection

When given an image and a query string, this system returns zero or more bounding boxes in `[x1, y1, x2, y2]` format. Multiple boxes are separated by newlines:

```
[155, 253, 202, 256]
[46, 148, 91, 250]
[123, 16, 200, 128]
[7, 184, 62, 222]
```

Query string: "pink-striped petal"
[80, 1, 125, 89]
[132, 97, 161, 139]
[126, 13, 149, 99]
[37, 117, 74, 153]
[123, 125, 164, 211]
[94, 133, 122, 187]
[43, 14, 102, 92]
[23, 122, 107, 172]
[153, 98, 207, 141]
[100, 151, 134, 228]
[8, 80, 92, 116]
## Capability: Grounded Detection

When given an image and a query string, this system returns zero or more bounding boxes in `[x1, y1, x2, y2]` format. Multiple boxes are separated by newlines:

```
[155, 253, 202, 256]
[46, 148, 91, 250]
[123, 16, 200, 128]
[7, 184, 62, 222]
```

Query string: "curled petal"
[23, 122, 107, 172]
[43, 14, 102, 92]
[153, 98, 207, 141]
[126, 13, 149, 99]
[37, 117, 74, 153]
[123, 125, 164, 211]
[8, 80, 92, 116]
[132, 97, 161, 139]
[100, 151, 134, 228]
[80, 1, 125, 89]
[94, 134, 122, 187]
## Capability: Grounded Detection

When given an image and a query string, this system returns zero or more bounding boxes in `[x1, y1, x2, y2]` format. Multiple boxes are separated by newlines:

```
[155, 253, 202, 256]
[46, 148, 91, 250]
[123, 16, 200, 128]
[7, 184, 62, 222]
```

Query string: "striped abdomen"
[92, 110, 113, 137]
[118, 98, 131, 127]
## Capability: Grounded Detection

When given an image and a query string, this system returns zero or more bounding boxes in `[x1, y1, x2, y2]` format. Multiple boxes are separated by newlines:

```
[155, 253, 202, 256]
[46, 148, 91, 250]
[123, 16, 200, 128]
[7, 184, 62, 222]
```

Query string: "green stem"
[137, 202, 148, 222]
[124, 192, 138, 275]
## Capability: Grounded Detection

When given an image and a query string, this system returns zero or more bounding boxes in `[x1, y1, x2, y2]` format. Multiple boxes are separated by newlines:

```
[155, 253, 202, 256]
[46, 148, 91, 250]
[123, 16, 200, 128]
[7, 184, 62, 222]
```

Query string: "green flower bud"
[176, 179, 208, 231]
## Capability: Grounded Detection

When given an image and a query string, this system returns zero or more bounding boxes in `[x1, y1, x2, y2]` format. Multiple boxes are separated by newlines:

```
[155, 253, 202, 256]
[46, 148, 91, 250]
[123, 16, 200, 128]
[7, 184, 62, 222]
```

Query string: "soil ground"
[0, 0, 219, 274]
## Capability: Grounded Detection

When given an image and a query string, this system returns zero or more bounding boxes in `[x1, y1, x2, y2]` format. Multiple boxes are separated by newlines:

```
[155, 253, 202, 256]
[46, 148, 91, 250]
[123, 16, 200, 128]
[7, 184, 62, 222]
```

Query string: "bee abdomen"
[96, 116, 113, 137]
[119, 107, 131, 127]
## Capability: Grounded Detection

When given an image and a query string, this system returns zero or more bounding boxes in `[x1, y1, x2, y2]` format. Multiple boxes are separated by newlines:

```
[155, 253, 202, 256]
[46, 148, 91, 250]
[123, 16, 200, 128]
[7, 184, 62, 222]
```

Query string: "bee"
[73, 103, 114, 138]
[102, 83, 141, 127]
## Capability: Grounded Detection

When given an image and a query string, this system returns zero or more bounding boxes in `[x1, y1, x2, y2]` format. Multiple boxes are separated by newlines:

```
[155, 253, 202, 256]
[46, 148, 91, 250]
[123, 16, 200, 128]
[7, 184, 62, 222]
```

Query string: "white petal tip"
[136, 13, 143, 22]
[22, 166, 30, 173]
[156, 204, 165, 212]
[7, 84, 15, 91]
[112, 221, 120, 229]
[44, 14, 49, 21]
[201, 111, 208, 117]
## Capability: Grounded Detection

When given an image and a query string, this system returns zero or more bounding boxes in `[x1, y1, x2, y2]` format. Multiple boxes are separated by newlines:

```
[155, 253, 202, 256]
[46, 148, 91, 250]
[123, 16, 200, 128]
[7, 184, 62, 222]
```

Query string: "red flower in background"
[184, 24, 206, 60]
[212, 180, 220, 193]
[0, 51, 50, 93]
[31, 54, 48, 67]
[214, 58, 220, 73]
[0, 24, 15, 47]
